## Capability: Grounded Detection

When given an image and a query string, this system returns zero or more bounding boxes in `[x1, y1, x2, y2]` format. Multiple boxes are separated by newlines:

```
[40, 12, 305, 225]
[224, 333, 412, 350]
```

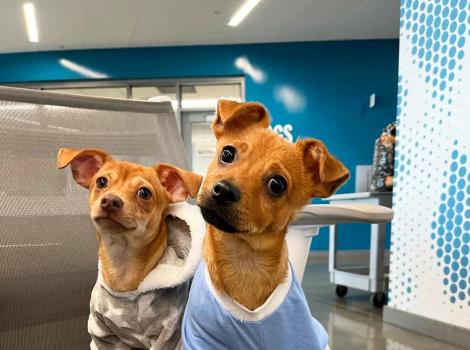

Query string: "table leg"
[370, 223, 386, 292]
[329, 225, 338, 273]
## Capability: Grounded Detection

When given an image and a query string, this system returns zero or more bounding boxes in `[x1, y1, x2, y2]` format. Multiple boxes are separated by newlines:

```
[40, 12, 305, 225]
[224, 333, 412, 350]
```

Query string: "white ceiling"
[0, 0, 399, 54]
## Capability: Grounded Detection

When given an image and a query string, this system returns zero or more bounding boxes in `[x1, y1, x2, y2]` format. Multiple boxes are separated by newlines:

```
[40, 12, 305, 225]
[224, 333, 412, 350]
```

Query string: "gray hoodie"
[88, 202, 206, 350]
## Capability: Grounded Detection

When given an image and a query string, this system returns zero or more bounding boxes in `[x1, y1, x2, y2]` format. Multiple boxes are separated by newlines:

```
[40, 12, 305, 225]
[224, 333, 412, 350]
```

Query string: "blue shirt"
[182, 262, 328, 350]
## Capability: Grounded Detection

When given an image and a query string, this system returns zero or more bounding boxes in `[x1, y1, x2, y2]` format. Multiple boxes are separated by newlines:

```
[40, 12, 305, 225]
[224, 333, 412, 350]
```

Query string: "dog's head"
[198, 100, 349, 234]
[57, 148, 202, 238]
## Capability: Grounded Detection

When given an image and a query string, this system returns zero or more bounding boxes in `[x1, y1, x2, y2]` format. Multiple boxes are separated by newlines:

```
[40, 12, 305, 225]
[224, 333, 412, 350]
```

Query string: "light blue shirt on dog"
[182, 261, 329, 350]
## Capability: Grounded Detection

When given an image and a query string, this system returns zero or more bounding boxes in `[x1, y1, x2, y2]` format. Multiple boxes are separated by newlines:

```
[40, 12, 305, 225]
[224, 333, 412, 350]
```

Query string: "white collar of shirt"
[204, 264, 293, 322]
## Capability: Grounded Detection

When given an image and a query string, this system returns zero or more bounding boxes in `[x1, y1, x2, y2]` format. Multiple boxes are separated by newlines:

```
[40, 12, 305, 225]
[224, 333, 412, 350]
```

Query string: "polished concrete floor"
[302, 255, 465, 350]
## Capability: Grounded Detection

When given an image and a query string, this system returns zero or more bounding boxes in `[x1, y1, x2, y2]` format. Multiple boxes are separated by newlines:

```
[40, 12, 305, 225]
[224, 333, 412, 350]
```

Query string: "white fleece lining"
[98, 202, 206, 298]
[205, 264, 293, 322]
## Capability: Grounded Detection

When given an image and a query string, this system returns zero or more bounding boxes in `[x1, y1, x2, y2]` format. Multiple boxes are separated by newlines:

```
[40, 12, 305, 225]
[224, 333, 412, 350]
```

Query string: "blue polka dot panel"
[402, 0, 469, 108]
[389, 0, 470, 330]
[431, 149, 469, 305]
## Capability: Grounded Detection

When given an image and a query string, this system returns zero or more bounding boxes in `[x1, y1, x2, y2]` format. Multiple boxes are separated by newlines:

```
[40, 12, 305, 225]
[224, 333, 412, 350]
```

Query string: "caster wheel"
[335, 285, 348, 297]
[372, 292, 386, 308]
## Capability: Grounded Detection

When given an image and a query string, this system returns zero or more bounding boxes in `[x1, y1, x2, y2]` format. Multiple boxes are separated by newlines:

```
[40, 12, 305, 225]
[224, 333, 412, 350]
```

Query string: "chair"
[0, 86, 187, 349]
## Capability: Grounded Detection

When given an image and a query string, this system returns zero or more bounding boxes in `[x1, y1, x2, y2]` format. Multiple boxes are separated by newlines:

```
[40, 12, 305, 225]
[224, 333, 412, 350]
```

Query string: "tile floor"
[302, 256, 466, 350]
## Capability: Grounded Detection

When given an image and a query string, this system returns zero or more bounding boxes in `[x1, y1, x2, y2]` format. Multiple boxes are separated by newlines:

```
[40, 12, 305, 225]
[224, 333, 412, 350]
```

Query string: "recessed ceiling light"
[23, 2, 39, 42]
[228, 0, 261, 27]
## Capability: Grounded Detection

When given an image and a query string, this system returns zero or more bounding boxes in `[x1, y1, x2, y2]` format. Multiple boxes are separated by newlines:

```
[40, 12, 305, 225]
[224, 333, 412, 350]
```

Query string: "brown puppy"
[57, 148, 202, 292]
[58, 148, 206, 349]
[199, 100, 349, 310]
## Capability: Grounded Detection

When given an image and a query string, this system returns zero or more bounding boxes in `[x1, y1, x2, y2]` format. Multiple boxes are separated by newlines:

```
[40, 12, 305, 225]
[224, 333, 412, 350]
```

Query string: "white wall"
[388, 0, 470, 329]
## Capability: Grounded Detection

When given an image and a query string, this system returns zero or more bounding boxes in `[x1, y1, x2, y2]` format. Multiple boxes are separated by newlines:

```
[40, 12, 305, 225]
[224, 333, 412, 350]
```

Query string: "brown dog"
[57, 148, 204, 349]
[182, 100, 348, 349]
[200, 100, 349, 310]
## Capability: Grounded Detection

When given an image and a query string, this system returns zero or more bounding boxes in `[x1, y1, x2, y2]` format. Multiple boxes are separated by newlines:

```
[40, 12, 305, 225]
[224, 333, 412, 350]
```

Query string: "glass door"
[181, 111, 216, 175]
[180, 82, 243, 174]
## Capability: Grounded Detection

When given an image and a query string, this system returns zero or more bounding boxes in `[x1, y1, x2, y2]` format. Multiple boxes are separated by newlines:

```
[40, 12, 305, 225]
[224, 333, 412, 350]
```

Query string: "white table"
[286, 201, 393, 283]
[325, 192, 393, 307]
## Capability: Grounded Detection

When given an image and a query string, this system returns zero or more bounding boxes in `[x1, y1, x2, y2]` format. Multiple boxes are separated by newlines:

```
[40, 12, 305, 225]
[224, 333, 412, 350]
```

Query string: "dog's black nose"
[100, 194, 123, 212]
[212, 181, 240, 206]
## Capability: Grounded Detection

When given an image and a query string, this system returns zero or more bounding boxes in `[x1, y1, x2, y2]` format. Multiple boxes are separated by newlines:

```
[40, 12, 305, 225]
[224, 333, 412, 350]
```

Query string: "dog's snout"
[212, 181, 240, 206]
[100, 194, 123, 212]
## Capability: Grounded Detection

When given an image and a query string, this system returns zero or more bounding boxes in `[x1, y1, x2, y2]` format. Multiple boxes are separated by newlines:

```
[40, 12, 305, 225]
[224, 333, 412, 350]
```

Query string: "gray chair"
[0, 86, 188, 349]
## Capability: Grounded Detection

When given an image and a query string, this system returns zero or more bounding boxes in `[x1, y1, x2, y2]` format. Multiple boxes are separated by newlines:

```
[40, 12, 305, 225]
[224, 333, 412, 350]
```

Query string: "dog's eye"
[137, 187, 152, 200]
[96, 177, 108, 189]
[219, 146, 236, 164]
[267, 176, 287, 197]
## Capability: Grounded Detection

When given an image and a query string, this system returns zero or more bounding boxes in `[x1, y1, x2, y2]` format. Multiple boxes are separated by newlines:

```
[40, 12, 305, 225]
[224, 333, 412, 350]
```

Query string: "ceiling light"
[228, 0, 261, 27]
[23, 3, 39, 42]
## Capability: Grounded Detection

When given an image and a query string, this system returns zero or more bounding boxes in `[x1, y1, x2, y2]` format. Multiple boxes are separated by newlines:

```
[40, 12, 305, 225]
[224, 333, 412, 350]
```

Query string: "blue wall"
[0, 40, 398, 250]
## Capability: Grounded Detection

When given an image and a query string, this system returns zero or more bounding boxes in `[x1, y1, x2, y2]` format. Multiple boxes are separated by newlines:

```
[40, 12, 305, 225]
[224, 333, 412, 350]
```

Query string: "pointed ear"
[57, 148, 110, 188]
[296, 139, 349, 198]
[211, 99, 270, 138]
[154, 164, 203, 203]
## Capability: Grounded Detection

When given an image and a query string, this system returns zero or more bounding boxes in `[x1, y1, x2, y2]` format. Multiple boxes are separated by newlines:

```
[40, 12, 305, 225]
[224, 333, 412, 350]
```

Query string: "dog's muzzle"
[198, 181, 244, 233]
[199, 206, 241, 233]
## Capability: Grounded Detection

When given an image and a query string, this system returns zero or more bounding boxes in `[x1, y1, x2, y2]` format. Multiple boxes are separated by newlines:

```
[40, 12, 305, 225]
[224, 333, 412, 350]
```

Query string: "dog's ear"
[211, 99, 270, 138]
[154, 164, 203, 203]
[296, 139, 349, 198]
[57, 148, 110, 188]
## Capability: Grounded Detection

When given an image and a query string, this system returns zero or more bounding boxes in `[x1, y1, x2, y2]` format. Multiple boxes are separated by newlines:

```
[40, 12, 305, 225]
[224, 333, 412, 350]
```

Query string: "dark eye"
[96, 177, 108, 189]
[137, 187, 152, 200]
[219, 146, 236, 164]
[267, 176, 287, 197]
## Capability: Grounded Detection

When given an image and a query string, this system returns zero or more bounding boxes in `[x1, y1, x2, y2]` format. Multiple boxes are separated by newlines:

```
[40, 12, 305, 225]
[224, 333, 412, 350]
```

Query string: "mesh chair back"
[0, 86, 188, 349]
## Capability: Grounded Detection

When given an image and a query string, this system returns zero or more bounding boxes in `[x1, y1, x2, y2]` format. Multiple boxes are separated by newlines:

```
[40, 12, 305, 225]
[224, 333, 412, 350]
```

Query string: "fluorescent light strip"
[228, 0, 261, 27]
[181, 98, 242, 110]
[59, 58, 109, 79]
[148, 98, 242, 111]
[23, 2, 39, 42]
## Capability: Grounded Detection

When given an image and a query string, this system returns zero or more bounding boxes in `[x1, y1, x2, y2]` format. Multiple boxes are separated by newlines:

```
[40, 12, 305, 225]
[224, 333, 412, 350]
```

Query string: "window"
[181, 84, 242, 110]
[131, 85, 177, 109]
[190, 121, 217, 175]
[46, 87, 127, 99]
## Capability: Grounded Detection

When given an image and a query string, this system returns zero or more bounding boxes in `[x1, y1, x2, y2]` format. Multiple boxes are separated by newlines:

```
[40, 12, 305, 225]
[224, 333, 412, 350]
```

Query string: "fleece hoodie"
[88, 202, 206, 350]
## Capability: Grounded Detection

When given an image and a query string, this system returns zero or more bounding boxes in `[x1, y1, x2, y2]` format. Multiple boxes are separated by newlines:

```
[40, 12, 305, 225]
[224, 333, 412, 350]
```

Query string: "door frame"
[181, 111, 217, 169]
